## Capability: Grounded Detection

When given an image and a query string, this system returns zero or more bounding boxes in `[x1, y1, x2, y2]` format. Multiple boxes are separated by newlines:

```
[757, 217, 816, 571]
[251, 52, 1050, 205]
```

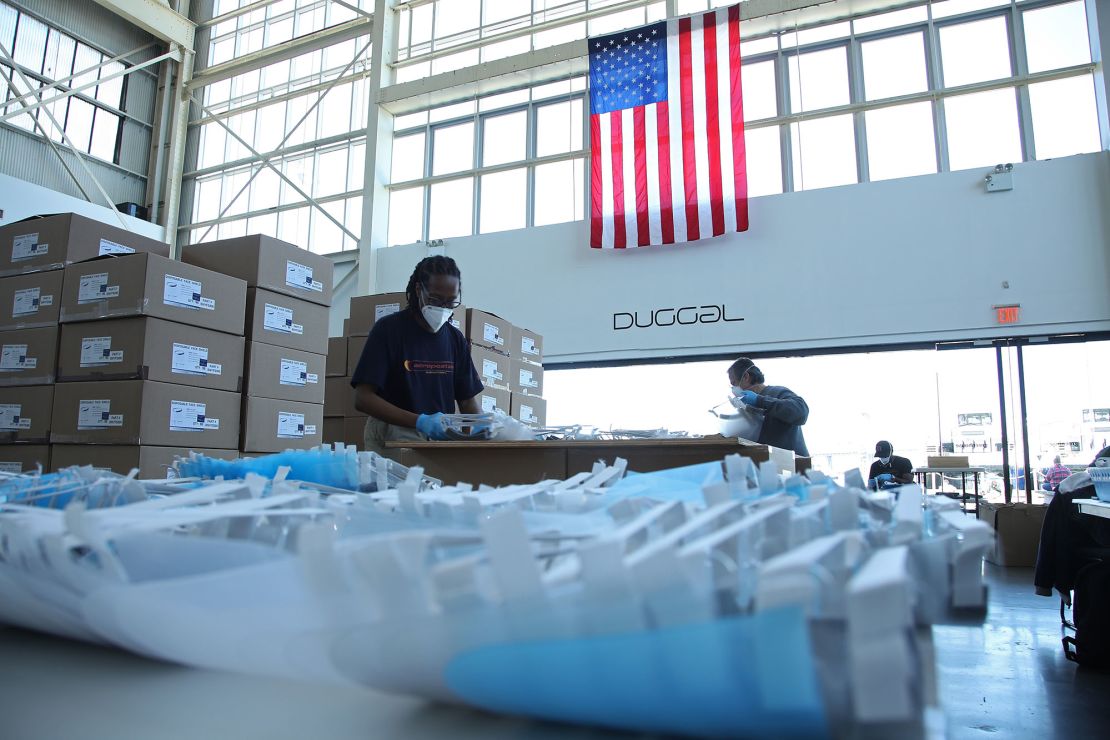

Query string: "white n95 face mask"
[879, 457, 891, 465]
[730, 385, 745, 398]
[421, 305, 452, 332]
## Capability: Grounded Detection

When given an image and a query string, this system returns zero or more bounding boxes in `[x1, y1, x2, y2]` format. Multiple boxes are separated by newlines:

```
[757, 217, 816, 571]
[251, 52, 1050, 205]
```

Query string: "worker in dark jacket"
[727, 358, 810, 456]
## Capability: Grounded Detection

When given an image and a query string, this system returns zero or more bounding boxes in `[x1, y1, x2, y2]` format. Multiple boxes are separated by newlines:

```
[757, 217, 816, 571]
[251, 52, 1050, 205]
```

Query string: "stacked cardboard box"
[323, 336, 366, 447]
[509, 325, 546, 427]
[0, 213, 171, 474]
[50, 252, 247, 477]
[467, 308, 547, 427]
[181, 236, 331, 453]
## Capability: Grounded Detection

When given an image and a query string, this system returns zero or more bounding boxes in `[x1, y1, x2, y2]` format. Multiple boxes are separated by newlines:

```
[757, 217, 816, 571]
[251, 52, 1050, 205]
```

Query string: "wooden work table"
[385, 437, 807, 486]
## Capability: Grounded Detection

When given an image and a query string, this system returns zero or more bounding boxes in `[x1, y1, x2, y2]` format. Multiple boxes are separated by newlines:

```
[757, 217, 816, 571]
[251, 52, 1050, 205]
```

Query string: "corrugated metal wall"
[0, 0, 163, 207]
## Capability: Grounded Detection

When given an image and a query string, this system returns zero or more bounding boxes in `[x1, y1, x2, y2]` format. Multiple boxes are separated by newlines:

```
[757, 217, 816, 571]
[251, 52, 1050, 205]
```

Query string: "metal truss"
[91, 0, 195, 49]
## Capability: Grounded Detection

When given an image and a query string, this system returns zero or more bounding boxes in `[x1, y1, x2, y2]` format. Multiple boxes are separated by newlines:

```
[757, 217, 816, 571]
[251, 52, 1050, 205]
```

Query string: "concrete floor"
[0, 564, 1106, 739]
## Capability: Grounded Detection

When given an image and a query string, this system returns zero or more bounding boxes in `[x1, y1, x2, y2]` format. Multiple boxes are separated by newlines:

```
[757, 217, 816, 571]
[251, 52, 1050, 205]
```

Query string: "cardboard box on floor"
[326, 337, 346, 377]
[51, 380, 241, 449]
[50, 445, 239, 479]
[511, 326, 543, 364]
[0, 212, 170, 277]
[181, 235, 333, 306]
[0, 269, 63, 329]
[0, 385, 53, 443]
[0, 444, 49, 473]
[474, 386, 510, 415]
[56, 317, 244, 391]
[244, 341, 325, 404]
[347, 294, 464, 337]
[346, 335, 365, 375]
[980, 501, 1047, 567]
[927, 455, 971, 468]
[472, 344, 511, 390]
[465, 308, 511, 355]
[59, 253, 247, 335]
[510, 393, 547, 427]
[510, 358, 543, 396]
[241, 396, 324, 452]
[245, 288, 329, 354]
[0, 325, 58, 385]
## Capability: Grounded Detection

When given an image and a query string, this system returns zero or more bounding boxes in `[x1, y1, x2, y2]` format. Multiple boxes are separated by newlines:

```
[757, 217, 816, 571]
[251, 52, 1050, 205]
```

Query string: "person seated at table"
[1041, 455, 1072, 492]
[867, 440, 914, 490]
[1034, 446, 1110, 601]
[351, 256, 484, 459]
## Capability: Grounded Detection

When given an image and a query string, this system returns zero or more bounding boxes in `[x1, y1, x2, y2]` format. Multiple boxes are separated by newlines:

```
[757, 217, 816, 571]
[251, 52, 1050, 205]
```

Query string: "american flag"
[588, 5, 747, 249]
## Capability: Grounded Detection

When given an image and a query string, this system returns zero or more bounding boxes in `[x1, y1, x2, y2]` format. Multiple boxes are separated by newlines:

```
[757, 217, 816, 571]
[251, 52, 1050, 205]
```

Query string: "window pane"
[43, 30, 74, 81]
[311, 204, 344, 254]
[484, 0, 530, 25]
[940, 17, 1011, 87]
[220, 169, 250, 217]
[1029, 76, 1100, 160]
[281, 154, 313, 204]
[389, 187, 423, 245]
[535, 99, 583, 157]
[944, 88, 1022, 171]
[254, 101, 286, 154]
[249, 166, 280, 211]
[865, 102, 937, 181]
[741, 60, 777, 121]
[744, 126, 782, 197]
[64, 97, 94, 152]
[932, 0, 1009, 20]
[861, 33, 927, 101]
[218, 218, 248, 239]
[195, 177, 221, 223]
[435, 0, 479, 40]
[482, 110, 526, 166]
[429, 177, 474, 239]
[740, 37, 777, 56]
[534, 159, 585, 226]
[348, 141, 366, 191]
[72, 43, 101, 89]
[788, 46, 848, 113]
[1024, 1, 1091, 74]
[96, 61, 125, 108]
[278, 206, 310, 249]
[199, 122, 227, 170]
[14, 15, 48, 71]
[89, 109, 119, 161]
[432, 121, 474, 175]
[790, 114, 857, 190]
[432, 49, 479, 75]
[315, 147, 349, 198]
[391, 133, 425, 182]
[853, 6, 928, 35]
[479, 169, 526, 233]
[317, 81, 352, 138]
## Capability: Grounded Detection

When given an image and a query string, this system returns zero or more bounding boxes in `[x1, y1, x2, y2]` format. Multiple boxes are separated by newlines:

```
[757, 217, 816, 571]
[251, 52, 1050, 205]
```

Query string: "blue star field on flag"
[588, 21, 668, 116]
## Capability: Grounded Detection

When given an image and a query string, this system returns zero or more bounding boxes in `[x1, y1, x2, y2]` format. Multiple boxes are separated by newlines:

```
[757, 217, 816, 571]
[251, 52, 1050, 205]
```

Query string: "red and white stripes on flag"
[588, 4, 747, 249]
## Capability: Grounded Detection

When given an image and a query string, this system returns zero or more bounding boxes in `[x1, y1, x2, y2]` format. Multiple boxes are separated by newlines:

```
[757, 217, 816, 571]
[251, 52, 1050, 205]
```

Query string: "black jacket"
[1034, 479, 1110, 594]
[751, 385, 810, 456]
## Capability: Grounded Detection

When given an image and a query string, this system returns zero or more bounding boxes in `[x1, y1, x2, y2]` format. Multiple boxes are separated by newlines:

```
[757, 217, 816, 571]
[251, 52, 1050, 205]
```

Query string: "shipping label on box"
[477, 386, 510, 415]
[472, 345, 510, 389]
[11, 232, 48, 262]
[0, 342, 35, 370]
[78, 399, 124, 430]
[13, 286, 52, 316]
[513, 327, 544, 362]
[0, 326, 57, 384]
[278, 411, 307, 438]
[510, 393, 547, 427]
[164, 274, 216, 311]
[79, 336, 124, 367]
[1, 213, 169, 277]
[1, 269, 63, 329]
[347, 292, 407, 336]
[0, 403, 31, 430]
[172, 342, 222, 376]
[98, 238, 135, 256]
[77, 272, 120, 303]
[511, 358, 544, 396]
[466, 308, 513, 355]
[286, 260, 324, 293]
[280, 357, 318, 386]
[264, 302, 303, 335]
[181, 235, 332, 306]
[169, 399, 220, 432]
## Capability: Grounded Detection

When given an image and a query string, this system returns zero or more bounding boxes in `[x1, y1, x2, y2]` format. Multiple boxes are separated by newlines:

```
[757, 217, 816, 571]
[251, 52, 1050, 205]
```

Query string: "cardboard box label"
[305, 424, 317, 435]
[450, 316, 461, 330]
[164, 274, 215, 311]
[0, 404, 30, 430]
[98, 238, 135, 256]
[280, 358, 310, 386]
[519, 403, 537, 423]
[375, 302, 401, 321]
[0, 343, 35, 370]
[79, 336, 124, 367]
[483, 322, 504, 346]
[482, 357, 503, 381]
[519, 367, 538, 388]
[277, 411, 306, 438]
[172, 342, 222, 376]
[264, 303, 303, 335]
[481, 395, 497, 413]
[77, 399, 123, 429]
[0, 462, 21, 473]
[169, 400, 220, 431]
[78, 272, 119, 303]
[13, 287, 50, 316]
[522, 336, 538, 356]
[286, 260, 323, 292]
[12, 233, 47, 261]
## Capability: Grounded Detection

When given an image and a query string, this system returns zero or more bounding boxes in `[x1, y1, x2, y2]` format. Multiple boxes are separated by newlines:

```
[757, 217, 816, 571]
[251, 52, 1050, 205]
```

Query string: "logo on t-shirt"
[404, 359, 453, 375]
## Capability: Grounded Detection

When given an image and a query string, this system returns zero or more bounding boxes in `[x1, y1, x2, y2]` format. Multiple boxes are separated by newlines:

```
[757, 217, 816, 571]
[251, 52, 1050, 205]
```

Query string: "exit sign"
[994, 305, 1020, 324]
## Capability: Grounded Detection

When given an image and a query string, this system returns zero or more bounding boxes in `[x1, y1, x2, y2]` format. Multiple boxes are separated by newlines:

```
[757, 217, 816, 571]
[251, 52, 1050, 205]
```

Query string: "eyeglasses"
[419, 284, 462, 310]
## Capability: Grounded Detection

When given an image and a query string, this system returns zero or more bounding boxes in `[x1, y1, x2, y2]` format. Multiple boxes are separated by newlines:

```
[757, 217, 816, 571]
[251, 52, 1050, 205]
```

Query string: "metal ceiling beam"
[91, 0, 195, 49]
[188, 16, 373, 90]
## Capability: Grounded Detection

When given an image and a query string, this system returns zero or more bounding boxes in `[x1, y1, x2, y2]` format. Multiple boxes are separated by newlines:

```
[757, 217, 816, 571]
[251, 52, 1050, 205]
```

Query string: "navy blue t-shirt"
[350, 309, 483, 414]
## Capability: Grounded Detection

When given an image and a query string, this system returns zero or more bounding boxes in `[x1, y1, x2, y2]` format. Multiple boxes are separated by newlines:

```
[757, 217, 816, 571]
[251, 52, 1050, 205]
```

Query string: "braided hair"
[405, 256, 461, 311]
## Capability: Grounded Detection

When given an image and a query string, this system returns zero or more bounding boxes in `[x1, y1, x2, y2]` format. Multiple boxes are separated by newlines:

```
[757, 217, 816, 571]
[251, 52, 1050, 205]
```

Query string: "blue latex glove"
[737, 390, 759, 406]
[416, 412, 448, 440]
[876, 473, 894, 484]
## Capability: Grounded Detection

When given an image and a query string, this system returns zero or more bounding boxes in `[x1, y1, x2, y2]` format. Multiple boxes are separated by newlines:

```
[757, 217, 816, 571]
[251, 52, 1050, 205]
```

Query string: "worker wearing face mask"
[351, 256, 484, 457]
[726, 358, 810, 456]
[868, 440, 914, 490]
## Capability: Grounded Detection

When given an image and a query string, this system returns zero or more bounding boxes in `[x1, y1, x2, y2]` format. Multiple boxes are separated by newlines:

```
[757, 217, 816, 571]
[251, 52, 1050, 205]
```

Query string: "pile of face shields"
[0, 456, 993, 737]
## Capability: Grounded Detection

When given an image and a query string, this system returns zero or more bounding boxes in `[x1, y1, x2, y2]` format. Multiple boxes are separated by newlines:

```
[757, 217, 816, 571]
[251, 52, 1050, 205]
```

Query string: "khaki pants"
[363, 417, 424, 462]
